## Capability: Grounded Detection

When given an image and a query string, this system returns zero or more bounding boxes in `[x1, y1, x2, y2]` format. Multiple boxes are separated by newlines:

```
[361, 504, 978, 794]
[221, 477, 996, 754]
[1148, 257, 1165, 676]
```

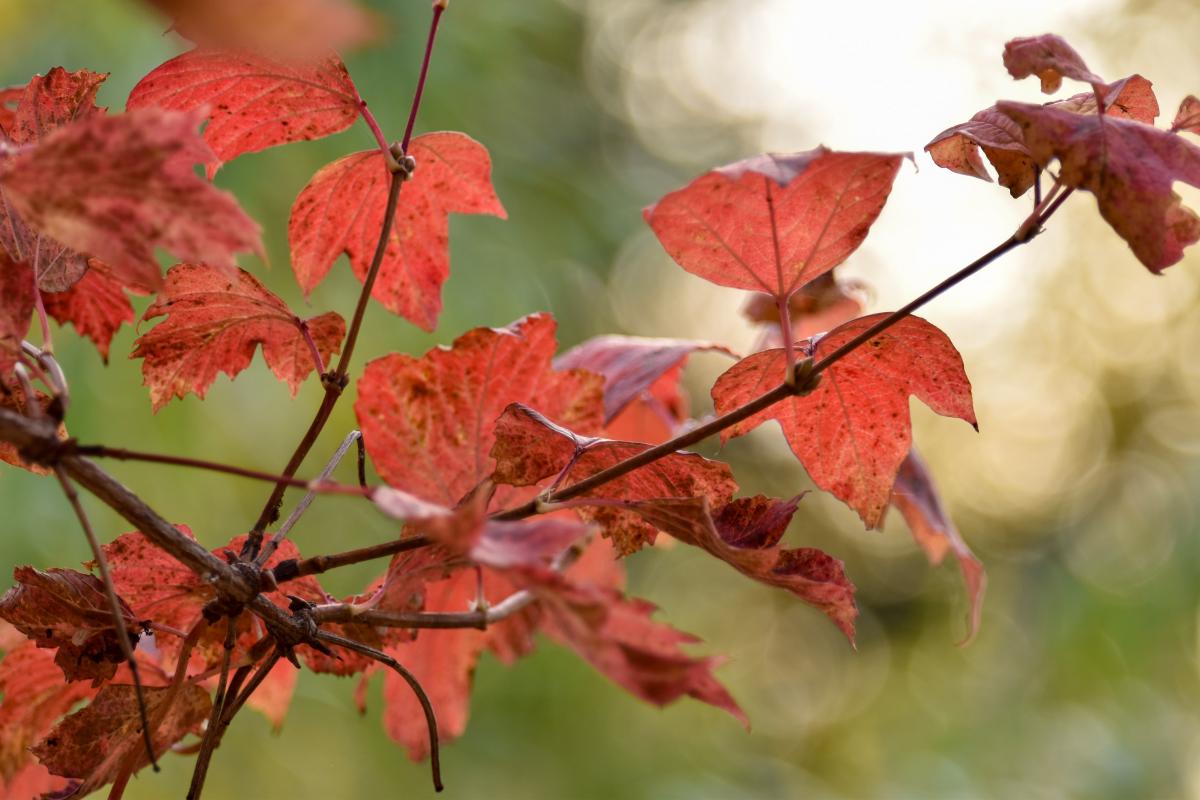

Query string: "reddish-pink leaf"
[554, 335, 734, 424]
[742, 273, 866, 347]
[712, 314, 976, 528]
[0, 86, 21, 135]
[644, 148, 905, 298]
[0, 68, 108, 291]
[491, 404, 738, 555]
[31, 681, 210, 797]
[0, 567, 138, 686]
[891, 449, 986, 645]
[289, 132, 507, 330]
[132, 263, 345, 410]
[925, 106, 1038, 196]
[0, 640, 96, 788]
[0, 255, 32, 372]
[1051, 74, 1158, 123]
[1002, 33, 1104, 93]
[0, 108, 262, 290]
[1171, 94, 1200, 135]
[42, 265, 136, 363]
[602, 363, 689, 445]
[998, 99, 1200, 271]
[127, 50, 361, 179]
[355, 313, 603, 505]
[143, 0, 376, 62]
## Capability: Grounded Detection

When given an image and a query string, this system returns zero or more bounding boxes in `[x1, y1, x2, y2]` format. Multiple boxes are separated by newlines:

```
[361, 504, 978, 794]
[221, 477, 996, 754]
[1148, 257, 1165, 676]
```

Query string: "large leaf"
[290, 132, 506, 330]
[711, 314, 976, 528]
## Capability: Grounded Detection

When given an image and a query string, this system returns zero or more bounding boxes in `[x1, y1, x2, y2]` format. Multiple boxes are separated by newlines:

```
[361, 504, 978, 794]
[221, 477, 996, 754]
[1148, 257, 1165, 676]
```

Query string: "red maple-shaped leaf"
[0, 640, 96, 789]
[127, 50, 361, 178]
[0, 108, 263, 290]
[998, 99, 1200, 271]
[0, 567, 138, 686]
[644, 148, 904, 300]
[356, 313, 603, 505]
[144, 0, 376, 62]
[1002, 34, 1104, 93]
[289, 132, 507, 330]
[0, 67, 107, 291]
[31, 681, 210, 797]
[712, 314, 976, 528]
[890, 449, 986, 645]
[491, 404, 738, 555]
[132, 263, 345, 410]
[554, 335, 734, 424]
[42, 265, 137, 363]
[1171, 95, 1200, 135]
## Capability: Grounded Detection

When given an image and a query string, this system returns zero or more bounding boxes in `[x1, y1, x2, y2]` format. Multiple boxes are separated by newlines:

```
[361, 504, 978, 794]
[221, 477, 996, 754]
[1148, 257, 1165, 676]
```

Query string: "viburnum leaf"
[0, 108, 263, 290]
[491, 404, 738, 555]
[891, 449, 986, 644]
[0, 254, 33, 372]
[712, 314, 976, 528]
[602, 362, 689, 444]
[127, 50, 361, 179]
[0, 67, 107, 291]
[925, 75, 1157, 198]
[0, 639, 96, 791]
[289, 131, 507, 330]
[143, 0, 376, 62]
[1171, 95, 1200, 135]
[42, 264, 137, 363]
[997, 99, 1200, 271]
[355, 313, 603, 505]
[553, 335, 734, 424]
[742, 273, 866, 348]
[30, 681, 210, 797]
[0, 567, 138, 686]
[132, 263, 345, 410]
[644, 147, 905, 299]
[1002, 34, 1104, 94]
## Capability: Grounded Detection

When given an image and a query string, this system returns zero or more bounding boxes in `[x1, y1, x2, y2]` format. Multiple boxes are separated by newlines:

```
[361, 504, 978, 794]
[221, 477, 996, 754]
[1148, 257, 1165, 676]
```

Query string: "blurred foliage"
[2, 0, 1200, 798]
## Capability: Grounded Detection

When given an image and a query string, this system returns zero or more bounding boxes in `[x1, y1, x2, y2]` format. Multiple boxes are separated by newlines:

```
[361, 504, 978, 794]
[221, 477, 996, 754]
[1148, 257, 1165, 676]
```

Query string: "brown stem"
[270, 535, 433, 584]
[401, 2, 447, 152]
[315, 630, 443, 791]
[51, 465, 157, 772]
[186, 619, 237, 800]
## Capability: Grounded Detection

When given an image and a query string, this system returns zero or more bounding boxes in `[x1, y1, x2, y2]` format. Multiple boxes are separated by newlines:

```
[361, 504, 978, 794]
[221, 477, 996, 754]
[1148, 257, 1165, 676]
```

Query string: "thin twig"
[186, 619, 238, 800]
[52, 465, 158, 772]
[315, 630, 443, 791]
[270, 535, 433, 584]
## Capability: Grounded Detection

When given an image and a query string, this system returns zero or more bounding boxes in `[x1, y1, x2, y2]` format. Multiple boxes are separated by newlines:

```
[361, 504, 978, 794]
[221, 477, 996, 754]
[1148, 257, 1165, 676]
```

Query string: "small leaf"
[132, 263, 345, 410]
[289, 132, 507, 330]
[1002, 33, 1104, 93]
[127, 49, 361, 178]
[1171, 94, 1200, 135]
[711, 314, 976, 528]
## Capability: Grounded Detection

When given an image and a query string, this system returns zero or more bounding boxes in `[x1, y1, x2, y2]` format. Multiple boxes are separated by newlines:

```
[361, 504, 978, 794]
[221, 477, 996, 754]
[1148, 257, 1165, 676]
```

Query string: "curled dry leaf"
[891, 449, 986, 645]
[355, 313, 603, 505]
[0, 567, 138, 686]
[132, 263, 345, 410]
[0, 108, 263, 291]
[712, 314, 976, 528]
[290, 132, 507, 331]
[998, 99, 1200, 271]
[645, 147, 905, 301]
[127, 49, 361, 178]
[1002, 33, 1104, 93]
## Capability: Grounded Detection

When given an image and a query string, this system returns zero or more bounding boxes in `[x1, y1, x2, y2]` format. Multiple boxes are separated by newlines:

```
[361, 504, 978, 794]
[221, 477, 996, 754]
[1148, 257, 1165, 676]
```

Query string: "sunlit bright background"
[2, 0, 1200, 797]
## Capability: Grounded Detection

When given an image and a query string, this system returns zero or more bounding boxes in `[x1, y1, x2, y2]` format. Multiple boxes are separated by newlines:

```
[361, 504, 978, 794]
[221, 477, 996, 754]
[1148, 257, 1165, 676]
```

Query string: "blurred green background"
[3, 0, 1200, 797]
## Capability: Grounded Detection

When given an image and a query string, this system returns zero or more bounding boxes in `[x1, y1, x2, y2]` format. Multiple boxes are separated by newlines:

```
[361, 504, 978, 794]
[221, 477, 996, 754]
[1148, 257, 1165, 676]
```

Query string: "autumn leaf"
[290, 132, 507, 330]
[0, 108, 263, 290]
[42, 265, 136, 363]
[142, 0, 377, 61]
[127, 50, 361, 178]
[0, 567, 138, 686]
[131, 263, 345, 410]
[0, 68, 107, 291]
[355, 313, 603, 505]
[0, 640, 96, 788]
[644, 147, 904, 300]
[742, 273, 866, 347]
[1050, 74, 1158, 123]
[891, 449, 986, 645]
[602, 362, 689, 445]
[711, 314, 976, 528]
[491, 403, 737, 555]
[998, 99, 1200, 271]
[0, 254, 33, 372]
[554, 335, 734, 424]
[1171, 95, 1200, 135]
[1002, 33, 1104, 94]
[0, 85, 20, 134]
[31, 681, 210, 797]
